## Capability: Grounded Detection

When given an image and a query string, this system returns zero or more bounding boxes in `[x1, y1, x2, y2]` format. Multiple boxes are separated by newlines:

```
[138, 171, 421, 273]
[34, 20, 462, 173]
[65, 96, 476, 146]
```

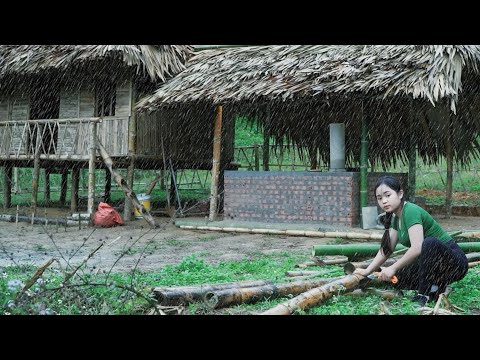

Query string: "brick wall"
[224, 171, 408, 227]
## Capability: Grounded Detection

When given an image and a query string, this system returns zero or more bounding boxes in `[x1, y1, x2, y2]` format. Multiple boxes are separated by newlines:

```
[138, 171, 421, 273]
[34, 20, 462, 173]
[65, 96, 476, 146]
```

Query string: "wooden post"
[124, 81, 137, 222]
[408, 121, 417, 203]
[31, 125, 43, 216]
[3, 164, 13, 208]
[104, 168, 111, 204]
[60, 168, 68, 205]
[44, 168, 51, 204]
[13, 167, 19, 194]
[359, 104, 368, 215]
[87, 121, 97, 217]
[445, 113, 453, 218]
[263, 108, 270, 171]
[71, 166, 80, 213]
[253, 144, 260, 171]
[309, 145, 318, 170]
[209, 104, 223, 221]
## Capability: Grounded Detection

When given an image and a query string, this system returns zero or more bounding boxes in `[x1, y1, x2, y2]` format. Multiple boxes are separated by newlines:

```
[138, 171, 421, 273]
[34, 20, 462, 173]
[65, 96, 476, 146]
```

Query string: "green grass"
[2, 253, 478, 315]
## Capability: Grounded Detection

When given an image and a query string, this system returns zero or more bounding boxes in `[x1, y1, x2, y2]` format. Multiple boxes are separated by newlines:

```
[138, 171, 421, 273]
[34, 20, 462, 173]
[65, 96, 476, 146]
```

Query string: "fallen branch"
[16, 258, 57, 300]
[97, 139, 158, 228]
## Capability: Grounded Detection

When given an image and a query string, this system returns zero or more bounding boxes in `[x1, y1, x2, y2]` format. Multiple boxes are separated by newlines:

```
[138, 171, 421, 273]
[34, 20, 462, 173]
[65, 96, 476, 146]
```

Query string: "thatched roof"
[137, 45, 480, 113]
[0, 45, 194, 82]
[135, 45, 480, 168]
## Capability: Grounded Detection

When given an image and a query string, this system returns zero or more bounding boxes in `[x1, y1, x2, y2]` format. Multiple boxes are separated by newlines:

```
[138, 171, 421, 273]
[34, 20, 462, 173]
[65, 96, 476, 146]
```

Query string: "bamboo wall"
[136, 106, 235, 168]
[0, 82, 132, 159]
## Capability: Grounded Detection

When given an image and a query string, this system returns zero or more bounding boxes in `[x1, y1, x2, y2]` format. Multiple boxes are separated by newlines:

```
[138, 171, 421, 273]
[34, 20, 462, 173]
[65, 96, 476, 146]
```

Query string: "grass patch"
[3, 254, 478, 315]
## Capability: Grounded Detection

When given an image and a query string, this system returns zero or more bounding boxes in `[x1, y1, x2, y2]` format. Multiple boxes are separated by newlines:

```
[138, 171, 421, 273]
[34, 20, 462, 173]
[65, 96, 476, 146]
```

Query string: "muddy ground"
[0, 208, 478, 273]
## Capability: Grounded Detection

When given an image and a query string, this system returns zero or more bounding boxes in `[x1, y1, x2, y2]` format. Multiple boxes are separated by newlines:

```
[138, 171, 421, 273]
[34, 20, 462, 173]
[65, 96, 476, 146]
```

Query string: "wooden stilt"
[87, 121, 97, 217]
[71, 166, 80, 213]
[31, 125, 43, 217]
[60, 168, 68, 205]
[3, 164, 13, 208]
[209, 104, 223, 221]
[44, 168, 51, 204]
[104, 168, 111, 204]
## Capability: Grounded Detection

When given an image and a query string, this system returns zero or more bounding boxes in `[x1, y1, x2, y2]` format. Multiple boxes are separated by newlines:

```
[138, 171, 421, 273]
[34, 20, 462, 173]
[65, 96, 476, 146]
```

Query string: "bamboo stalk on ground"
[295, 255, 348, 268]
[261, 274, 362, 315]
[203, 276, 344, 309]
[466, 252, 480, 262]
[344, 258, 399, 274]
[345, 288, 400, 300]
[286, 270, 325, 277]
[96, 140, 157, 228]
[154, 279, 276, 306]
[312, 242, 480, 258]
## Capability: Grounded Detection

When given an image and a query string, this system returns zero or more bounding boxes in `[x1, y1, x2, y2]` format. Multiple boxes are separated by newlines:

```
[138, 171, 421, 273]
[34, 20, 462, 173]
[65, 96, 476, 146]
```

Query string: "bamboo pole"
[312, 244, 407, 258]
[104, 168, 111, 204]
[96, 139, 157, 228]
[295, 255, 349, 268]
[31, 125, 43, 217]
[70, 166, 80, 213]
[87, 121, 97, 217]
[263, 107, 270, 171]
[359, 106, 368, 212]
[209, 104, 223, 221]
[44, 168, 51, 203]
[177, 224, 383, 240]
[124, 82, 137, 222]
[314, 242, 480, 258]
[261, 274, 361, 315]
[3, 164, 12, 208]
[60, 168, 68, 205]
[445, 113, 453, 218]
[204, 276, 343, 309]
[154, 279, 275, 306]
[343, 258, 399, 274]
[285, 270, 324, 277]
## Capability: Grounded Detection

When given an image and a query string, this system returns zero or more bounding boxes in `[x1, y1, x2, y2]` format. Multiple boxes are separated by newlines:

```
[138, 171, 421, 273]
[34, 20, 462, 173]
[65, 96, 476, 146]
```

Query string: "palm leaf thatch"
[136, 45, 480, 167]
[0, 45, 194, 82]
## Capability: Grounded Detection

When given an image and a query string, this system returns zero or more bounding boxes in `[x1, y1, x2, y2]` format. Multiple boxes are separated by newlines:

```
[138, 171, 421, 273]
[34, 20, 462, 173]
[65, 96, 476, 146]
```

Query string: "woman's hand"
[352, 268, 371, 277]
[378, 266, 397, 282]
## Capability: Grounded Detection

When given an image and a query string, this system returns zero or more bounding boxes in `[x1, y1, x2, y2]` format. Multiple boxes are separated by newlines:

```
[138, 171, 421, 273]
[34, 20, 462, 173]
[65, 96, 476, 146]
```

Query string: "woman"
[353, 176, 468, 306]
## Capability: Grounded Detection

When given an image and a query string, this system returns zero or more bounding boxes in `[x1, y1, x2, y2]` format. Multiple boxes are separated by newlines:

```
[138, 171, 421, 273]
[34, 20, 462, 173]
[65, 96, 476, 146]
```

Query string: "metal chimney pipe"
[329, 123, 346, 172]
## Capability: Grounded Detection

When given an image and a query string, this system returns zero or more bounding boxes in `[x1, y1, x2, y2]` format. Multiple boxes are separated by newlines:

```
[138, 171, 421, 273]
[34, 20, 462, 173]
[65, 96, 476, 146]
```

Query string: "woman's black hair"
[374, 176, 404, 258]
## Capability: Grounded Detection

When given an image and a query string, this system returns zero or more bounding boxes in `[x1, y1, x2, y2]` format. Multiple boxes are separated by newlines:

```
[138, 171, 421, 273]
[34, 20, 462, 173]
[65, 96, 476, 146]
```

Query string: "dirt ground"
[0, 209, 478, 273]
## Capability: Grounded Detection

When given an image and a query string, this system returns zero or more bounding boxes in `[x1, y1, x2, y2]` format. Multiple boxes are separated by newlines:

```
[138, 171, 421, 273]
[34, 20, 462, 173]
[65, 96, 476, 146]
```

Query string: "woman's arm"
[378, 224, 423, 281]
[353, 228, 398, 276]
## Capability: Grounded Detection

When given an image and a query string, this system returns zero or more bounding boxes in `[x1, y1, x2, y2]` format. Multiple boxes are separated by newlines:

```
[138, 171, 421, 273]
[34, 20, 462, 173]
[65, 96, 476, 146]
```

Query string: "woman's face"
[375, 184, 403, 213]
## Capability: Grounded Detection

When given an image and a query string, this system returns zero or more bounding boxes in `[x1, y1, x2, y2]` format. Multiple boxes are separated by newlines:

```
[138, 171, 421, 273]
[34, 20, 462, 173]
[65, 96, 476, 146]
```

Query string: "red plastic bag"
[93, 202, 123, 227]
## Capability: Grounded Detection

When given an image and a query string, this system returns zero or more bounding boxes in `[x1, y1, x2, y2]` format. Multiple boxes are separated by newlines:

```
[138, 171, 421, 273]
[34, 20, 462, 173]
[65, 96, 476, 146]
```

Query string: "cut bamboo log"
[343, 258, 399, 274]
[286, 270, 324, 277]
[466, 252, 480, 262]
[295, 255, 348, 268]
[345, 288, 400, 300]
[312, 242, 480, 258]
[203, 276, 344, 309]
[469, 261, 480, 268]
[154, 279, 275, 306]
[96, 139, 157, 228]
[261, 274, 361, 315]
